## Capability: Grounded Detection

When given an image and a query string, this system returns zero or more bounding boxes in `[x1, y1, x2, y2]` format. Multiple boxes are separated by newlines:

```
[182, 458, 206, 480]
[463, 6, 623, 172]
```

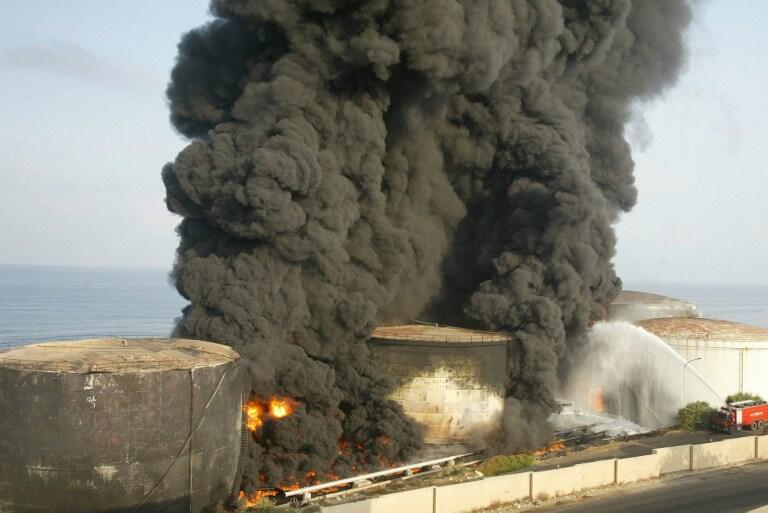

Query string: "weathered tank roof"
[371, 324, 511, 343]
[637, 317, 768, 341]
[0, 337, 239, 373]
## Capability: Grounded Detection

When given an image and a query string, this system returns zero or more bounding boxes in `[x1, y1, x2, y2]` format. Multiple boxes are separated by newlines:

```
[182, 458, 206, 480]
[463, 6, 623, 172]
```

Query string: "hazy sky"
[0, 1, 765, 286]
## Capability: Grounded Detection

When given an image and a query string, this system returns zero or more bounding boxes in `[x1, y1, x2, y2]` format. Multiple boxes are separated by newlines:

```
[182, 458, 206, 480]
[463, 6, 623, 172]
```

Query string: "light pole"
[682, 357, 703, 407]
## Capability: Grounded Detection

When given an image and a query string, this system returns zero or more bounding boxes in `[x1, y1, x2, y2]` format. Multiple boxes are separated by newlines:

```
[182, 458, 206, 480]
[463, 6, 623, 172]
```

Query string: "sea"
[624, 281, 768, 329]
[0, 265, 766, 346]
[0, 265, 186, 346]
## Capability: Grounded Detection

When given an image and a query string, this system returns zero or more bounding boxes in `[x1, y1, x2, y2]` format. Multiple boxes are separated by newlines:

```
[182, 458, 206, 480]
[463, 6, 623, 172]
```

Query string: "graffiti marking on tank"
[84, 374, 96, 391]
[95, 465, 119, 481]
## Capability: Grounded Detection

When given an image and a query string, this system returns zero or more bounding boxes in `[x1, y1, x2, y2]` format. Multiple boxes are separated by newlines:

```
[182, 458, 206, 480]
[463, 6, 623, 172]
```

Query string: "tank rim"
[637, 317, 768, 341]
[0, 337, 239, 374]
[371, 324, 512, 344]
[369, 337, 508, 348]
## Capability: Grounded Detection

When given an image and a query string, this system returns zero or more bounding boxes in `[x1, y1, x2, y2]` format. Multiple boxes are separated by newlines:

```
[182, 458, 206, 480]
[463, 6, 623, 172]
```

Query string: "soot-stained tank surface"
[369, 325, 509, 444]
[0, 337, 244, 513]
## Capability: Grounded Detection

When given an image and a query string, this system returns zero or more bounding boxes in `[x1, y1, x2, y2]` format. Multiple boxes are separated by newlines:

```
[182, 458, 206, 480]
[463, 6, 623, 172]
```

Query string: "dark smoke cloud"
[163, 0, 692, 488]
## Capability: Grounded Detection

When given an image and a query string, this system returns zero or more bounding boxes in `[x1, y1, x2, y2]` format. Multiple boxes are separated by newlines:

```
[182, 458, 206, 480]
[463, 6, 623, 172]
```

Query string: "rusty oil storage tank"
[369, 325, 509, 444]
[637, 317, 768, 401]
[0, 338, 244, 513]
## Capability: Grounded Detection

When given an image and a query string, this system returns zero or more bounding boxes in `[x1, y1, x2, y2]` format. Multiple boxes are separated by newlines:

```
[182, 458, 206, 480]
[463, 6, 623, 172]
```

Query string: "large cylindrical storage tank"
[610, 290, 699, 322]
[369, 325, 508, 444]
[0, 338, 244, 513]
[637, 318, 768, 401]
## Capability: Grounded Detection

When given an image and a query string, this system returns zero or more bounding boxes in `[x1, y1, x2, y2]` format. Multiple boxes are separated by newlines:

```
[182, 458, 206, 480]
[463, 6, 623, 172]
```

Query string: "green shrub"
[440, 465, 466, 477]
[477, 454, 534, 476]
[726, 392, 764, 404]
[677, 401, 714, 431]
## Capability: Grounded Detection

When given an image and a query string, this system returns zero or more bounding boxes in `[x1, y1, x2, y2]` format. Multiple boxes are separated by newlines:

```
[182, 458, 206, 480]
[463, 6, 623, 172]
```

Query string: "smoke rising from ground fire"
[162, 0, 692, 491]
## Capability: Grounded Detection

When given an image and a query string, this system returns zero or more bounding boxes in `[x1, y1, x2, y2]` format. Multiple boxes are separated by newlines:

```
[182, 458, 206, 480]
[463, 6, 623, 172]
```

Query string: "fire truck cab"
[711, 400, 768, 433]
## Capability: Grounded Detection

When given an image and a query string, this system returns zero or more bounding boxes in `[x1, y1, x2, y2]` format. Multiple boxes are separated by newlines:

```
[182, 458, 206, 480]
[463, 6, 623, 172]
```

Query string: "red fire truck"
[711, 400, 768, 433]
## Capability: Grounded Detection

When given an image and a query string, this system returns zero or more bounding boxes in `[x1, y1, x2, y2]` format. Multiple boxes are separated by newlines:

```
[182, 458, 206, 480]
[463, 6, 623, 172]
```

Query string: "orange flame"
[244, 402, 264, 432]
[269, 398, 294, 418]
[239, 433, 398, 506]
[589, 386, 605, 413]
[243, 395, 299, 435]
[377, 454, 398, 468]
[239, 489, 278, 507]
[531, 441, 566, 457]
[239, 470, 338, 507]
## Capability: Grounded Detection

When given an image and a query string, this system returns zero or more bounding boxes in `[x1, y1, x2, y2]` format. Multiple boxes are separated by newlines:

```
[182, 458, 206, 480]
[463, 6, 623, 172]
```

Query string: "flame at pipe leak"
[239, 466, 348, 507]
[530, 441, 566, 458]
[238, 490, 277, 508]
[163, 0, 694, 492]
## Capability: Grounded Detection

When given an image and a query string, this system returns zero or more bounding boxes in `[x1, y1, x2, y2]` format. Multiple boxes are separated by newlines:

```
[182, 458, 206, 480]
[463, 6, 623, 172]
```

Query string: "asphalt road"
[533, 461, 768, 513]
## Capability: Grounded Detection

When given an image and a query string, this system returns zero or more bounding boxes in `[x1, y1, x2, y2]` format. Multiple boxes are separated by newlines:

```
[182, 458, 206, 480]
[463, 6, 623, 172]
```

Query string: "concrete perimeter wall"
[576, 459, 617, 489]
[322, 487, 434, 513]
[322, 436, 768, 513]
[531, 465, 580, 499]
[369, 487, 434, 513]
[616, 454, 661, 484]
[433, 472, 530, 513]
[692, 436, 756, 470]
[654, 445, 692, 474]
[757, 435, 768, 459]
[321, 500, 373, 513]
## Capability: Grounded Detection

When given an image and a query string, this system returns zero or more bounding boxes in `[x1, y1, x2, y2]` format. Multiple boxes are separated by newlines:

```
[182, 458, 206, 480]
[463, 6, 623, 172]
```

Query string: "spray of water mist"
[563, 321, 723, 429]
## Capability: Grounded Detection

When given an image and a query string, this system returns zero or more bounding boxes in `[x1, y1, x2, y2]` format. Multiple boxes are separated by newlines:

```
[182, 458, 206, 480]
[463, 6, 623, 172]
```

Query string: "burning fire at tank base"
[235, 434, 603, 509]
[239, 393, 402, 507]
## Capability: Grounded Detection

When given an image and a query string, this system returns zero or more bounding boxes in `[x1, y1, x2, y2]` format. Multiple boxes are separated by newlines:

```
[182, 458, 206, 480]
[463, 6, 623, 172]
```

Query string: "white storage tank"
[637, 317, 768, 400]
[368, 325, 508, 444]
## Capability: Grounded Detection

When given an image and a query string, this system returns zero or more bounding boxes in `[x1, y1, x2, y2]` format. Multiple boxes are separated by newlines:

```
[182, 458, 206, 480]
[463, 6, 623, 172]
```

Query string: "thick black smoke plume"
[163, 0, 692, 490]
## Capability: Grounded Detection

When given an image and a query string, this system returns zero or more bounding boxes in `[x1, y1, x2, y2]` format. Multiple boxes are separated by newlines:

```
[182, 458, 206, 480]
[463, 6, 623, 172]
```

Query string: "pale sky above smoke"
[0, 0, 765, 286]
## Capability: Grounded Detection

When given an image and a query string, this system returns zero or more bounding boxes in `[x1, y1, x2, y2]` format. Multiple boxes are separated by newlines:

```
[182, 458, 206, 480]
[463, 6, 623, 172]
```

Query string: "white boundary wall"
[654, 445, 692, 474]
[321, 437, 768, 513]
[530, 466, 580, 499]
[757, 435, 768, 459]
[321, 500, 373, 513]
[616, 454, 661, 484]
[370, 487, 434, 513]
[691, 436, 756, 470]
[433, 472, 531, 513]
[576, 459, 617, 489]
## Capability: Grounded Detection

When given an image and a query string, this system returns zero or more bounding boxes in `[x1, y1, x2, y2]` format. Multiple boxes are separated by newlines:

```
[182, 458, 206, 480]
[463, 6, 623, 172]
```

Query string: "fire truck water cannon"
[711, 400, 768, 433]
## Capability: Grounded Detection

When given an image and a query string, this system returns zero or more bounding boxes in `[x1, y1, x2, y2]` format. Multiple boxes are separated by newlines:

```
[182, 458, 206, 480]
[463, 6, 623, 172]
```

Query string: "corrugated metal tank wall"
[369, 325, 508, 444]
[0, 338, 244, 513]
[637, 318, 768, 401]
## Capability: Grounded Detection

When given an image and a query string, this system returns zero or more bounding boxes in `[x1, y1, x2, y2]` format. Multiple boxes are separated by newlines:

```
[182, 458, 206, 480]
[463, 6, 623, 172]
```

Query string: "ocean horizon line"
[0, 262, 173, 273]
